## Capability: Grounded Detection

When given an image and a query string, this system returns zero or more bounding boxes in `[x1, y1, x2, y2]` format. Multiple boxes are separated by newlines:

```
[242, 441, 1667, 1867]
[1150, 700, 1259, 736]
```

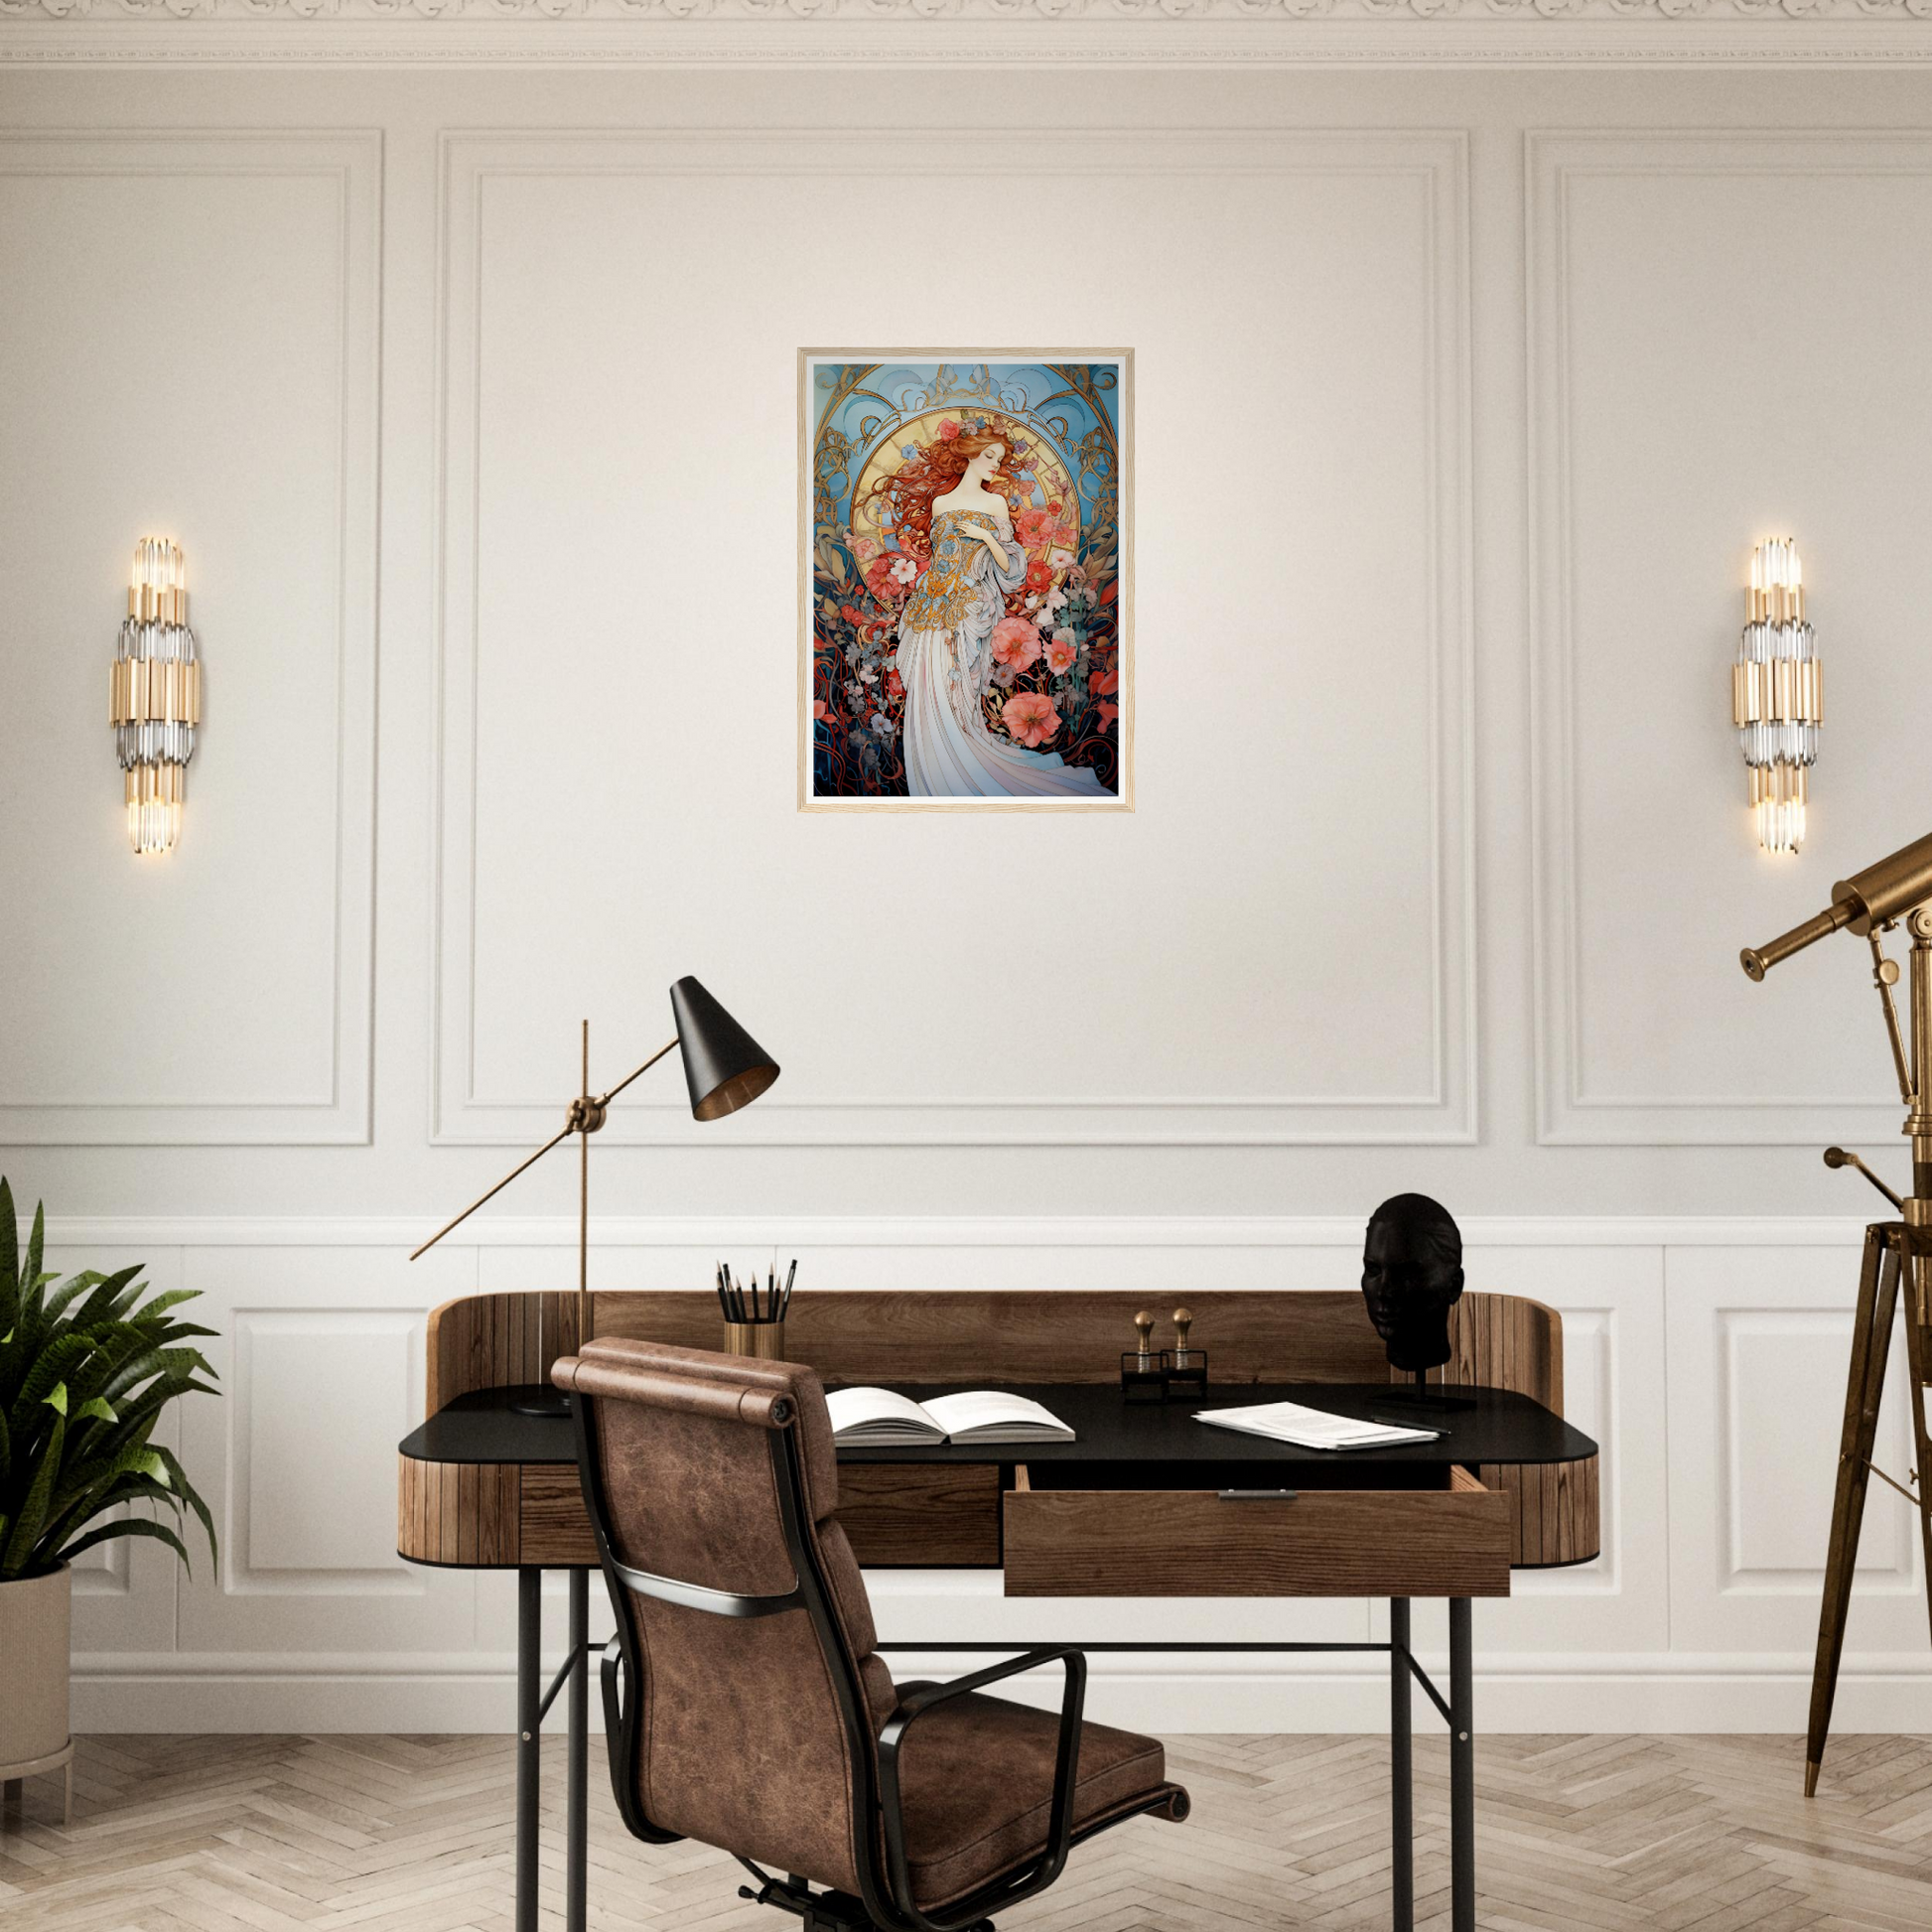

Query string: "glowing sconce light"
[110, 538, 201, 856]
[1734, 537, 1821, 855]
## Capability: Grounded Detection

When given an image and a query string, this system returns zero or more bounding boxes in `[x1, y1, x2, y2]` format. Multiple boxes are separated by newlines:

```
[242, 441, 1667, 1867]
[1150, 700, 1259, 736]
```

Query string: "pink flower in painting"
[1015, 505, 1054, 548]
[989, 617, 1041, 672]
[865, 552, 917, 602]
[1090, 664, 1119, 697]
[850, 534, 883, 565]
[1043, 629, 1077, 676]
[1024, 559, 1052, 594]
[937, 418, 961, 440]
[1002, 691, 1061, 749]
[1047, 547, 1075, 571]
[812, 699, 830, 721]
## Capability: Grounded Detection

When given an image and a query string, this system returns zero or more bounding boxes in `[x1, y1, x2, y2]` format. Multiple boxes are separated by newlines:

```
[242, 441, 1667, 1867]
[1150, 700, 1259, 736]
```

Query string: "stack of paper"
[1195, 1401, 1440, 1450]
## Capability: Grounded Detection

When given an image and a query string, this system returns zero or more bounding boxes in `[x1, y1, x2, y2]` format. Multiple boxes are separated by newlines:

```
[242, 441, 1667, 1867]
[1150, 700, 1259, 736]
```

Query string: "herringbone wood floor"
[2, 1733, 1928, 1931]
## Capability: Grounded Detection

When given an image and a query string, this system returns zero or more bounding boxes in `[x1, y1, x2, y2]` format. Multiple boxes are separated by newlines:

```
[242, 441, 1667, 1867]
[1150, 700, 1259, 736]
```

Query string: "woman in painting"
[864, 424, 1107, 798]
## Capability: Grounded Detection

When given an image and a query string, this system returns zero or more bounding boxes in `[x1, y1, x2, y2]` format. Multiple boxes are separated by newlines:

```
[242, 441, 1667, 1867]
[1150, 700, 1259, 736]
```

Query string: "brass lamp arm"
[408, 1033, 679, 1262]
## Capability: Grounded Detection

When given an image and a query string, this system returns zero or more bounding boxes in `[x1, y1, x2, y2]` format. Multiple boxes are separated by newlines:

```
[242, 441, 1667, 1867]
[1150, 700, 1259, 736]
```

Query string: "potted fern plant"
[0, 1177, 219, 1790]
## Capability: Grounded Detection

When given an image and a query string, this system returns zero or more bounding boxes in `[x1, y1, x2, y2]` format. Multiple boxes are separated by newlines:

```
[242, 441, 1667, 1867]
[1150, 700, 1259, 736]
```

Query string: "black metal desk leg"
[568, 1569, 589, 1932]
[1449, 1597, 1474, 1932]
[1390, 1598, 1413, 1932]
[516, 1568, 541, 1932]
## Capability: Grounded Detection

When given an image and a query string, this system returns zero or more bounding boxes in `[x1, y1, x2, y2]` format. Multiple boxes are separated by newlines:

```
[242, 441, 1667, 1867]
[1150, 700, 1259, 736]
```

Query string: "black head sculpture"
[1360, 1193, 1465, 1374]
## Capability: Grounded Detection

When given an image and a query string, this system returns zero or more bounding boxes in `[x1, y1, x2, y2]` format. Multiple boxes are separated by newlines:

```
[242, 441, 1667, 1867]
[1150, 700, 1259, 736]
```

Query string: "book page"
[922, 1392, 1072, 1437]
[825, 1387, 941, 1437]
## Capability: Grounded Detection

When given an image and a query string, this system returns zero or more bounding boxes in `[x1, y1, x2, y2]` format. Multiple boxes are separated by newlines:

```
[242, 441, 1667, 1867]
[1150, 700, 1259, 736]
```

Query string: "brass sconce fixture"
[111, 538, 201, 856]
[1733, 537, 1821, 855]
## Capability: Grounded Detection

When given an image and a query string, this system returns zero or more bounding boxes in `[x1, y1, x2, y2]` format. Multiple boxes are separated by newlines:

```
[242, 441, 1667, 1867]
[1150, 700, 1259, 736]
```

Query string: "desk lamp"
[410, 976, 779, 1415]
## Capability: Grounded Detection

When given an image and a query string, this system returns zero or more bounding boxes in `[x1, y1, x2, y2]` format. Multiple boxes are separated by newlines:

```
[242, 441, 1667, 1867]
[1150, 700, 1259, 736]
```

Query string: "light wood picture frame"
[799, 348, 1133, 812]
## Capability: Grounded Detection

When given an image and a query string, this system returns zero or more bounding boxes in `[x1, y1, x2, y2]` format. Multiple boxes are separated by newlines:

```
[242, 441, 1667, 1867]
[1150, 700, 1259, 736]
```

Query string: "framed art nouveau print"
[800, 350, 1132, 811]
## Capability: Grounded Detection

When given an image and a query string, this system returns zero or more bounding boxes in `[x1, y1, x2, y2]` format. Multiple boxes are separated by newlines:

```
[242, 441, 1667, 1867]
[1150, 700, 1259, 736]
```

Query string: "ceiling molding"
[7, 9, 1932, 69]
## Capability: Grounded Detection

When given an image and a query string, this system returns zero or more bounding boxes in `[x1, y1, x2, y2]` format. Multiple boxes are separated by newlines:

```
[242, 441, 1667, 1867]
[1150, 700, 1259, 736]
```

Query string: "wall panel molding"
[40, 1210, 1884, 1249]
[0, 129, 381, 1147]
[1527, 130, 1932, 1148]
[432, 128, 1475, 1148]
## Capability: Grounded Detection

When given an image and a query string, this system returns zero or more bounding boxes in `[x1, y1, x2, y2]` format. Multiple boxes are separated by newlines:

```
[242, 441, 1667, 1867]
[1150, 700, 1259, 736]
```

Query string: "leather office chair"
[553, 1338, 1189, 1932]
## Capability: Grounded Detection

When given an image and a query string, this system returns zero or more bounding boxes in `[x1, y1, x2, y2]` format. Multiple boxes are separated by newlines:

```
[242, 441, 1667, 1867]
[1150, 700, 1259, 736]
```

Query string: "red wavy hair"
[860, 422, 1026, 565]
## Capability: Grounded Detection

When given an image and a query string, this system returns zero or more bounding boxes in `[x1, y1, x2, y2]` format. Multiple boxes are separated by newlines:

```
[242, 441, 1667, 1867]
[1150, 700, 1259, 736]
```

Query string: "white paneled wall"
[44, 1216, 1927, 1733]
[9, 59, 1932, 1735]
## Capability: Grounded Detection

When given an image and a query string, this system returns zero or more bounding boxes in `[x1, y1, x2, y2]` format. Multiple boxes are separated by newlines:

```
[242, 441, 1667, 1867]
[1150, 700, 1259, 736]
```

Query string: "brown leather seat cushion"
[890, 1688, 1180, 1909]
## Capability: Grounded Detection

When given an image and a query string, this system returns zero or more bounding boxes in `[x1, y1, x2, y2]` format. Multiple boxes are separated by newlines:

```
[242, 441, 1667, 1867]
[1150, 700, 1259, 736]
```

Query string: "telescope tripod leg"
[1805, 1226, 1901, 1796]
[1901, 1247, 1932, 1662]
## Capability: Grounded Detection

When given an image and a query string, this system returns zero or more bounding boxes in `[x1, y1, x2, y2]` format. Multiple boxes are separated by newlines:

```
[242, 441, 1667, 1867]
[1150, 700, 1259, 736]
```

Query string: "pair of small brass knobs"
[1133, 1307, 1193, 1360]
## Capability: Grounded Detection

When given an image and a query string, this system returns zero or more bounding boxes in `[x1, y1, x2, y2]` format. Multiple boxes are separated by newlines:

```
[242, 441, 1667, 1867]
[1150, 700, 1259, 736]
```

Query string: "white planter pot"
[0, 1564, 71, 1775]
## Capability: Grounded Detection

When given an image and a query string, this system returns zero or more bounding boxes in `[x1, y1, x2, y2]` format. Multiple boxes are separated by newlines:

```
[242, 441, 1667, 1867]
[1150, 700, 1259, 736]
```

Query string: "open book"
[825, 1387, 1075, 1448]
[1195, 1400, 1441, 1451]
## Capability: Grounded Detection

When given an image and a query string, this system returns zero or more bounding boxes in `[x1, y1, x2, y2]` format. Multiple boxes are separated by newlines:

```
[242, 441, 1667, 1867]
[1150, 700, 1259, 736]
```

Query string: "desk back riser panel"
[397, 1292, 1597, 1588]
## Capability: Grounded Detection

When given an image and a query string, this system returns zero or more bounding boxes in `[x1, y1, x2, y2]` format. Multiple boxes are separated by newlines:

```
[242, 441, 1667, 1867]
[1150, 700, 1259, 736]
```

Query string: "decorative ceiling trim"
[8, 5, 1932, 69]
[6, 0, 1932, 18]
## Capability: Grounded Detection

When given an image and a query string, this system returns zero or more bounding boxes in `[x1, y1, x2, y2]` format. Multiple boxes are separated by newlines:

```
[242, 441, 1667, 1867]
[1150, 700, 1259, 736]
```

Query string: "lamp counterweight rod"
[409, 1120, 577, 1262]
[406, 1035, 677, 1267]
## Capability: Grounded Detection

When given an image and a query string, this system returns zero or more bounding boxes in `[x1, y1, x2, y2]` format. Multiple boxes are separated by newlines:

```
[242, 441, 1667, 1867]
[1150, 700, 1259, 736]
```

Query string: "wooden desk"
[398, 1290, 1598, 1932]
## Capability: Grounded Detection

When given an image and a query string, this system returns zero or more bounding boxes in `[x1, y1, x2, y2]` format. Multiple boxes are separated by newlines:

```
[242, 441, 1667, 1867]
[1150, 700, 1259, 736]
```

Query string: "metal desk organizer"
[397, 1288, 1599, 1932]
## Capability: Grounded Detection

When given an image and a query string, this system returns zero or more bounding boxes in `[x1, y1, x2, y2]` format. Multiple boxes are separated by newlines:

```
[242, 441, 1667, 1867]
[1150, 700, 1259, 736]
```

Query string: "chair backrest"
[552, 1338, 897, 1895]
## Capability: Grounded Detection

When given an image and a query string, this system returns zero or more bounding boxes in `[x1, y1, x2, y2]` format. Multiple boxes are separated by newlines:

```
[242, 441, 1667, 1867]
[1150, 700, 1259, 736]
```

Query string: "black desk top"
[400, 1382, 1595, 1470]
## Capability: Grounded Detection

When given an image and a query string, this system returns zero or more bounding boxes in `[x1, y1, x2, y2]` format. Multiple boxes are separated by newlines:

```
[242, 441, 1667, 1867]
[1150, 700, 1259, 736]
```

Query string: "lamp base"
[507, 1383, 570, 1419]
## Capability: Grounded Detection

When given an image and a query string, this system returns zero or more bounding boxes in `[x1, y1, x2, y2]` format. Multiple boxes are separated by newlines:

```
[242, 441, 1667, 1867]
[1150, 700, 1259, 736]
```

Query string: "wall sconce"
[110, 538, 201, 856]
[1733, 536, 1821, 856]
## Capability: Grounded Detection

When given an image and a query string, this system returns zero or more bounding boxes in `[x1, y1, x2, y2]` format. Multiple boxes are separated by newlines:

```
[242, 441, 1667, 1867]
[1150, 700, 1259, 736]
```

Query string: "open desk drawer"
[1003, 1461, 1512, 1598]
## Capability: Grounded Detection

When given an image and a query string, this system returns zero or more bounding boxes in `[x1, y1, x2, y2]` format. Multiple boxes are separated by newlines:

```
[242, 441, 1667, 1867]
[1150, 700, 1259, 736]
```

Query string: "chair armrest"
[875, 1648, 1088, 1932]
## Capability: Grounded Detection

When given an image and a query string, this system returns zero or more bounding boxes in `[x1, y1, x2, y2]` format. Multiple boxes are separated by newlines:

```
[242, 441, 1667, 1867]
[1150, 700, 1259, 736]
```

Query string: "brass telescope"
[1741, 825, 1932, 979]
[1740, 825, 1932, 1799]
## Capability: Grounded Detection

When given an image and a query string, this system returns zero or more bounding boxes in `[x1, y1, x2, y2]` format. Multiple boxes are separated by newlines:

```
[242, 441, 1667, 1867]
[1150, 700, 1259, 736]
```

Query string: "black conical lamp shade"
[670, 976, 780, 1122]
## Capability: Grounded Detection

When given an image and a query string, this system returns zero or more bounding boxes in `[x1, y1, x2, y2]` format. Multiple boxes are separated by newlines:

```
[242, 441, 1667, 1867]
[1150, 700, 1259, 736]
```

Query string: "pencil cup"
[725, 1320, 786, 1360]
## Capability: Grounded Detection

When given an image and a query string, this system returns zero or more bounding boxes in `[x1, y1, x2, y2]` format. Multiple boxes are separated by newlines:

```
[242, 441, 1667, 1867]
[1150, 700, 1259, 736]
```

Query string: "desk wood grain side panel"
[427, 1293, 584, 1412]
[398, 1457, 520, 1565]
[834, 1464, 1001, 1567]
[1406, 1293, 1563, 1414]
[1480, 1453, 1599, 1567]
[1003, 1470, 1513, 1598]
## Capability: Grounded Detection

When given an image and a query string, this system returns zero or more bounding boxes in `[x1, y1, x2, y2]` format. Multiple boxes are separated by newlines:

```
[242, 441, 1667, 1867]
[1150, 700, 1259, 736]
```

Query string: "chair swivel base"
[738, 1868, 991, 1932]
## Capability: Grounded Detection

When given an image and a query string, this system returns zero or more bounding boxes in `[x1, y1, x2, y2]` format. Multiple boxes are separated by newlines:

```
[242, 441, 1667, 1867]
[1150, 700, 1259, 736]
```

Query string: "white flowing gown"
[895, 508, 1109, 799]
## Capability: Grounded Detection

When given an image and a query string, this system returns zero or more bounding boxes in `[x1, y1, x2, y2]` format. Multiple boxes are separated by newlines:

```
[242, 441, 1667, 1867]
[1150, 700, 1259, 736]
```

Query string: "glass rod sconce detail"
[110, 538, 201, 856]
[1734, 537, 1821, 856]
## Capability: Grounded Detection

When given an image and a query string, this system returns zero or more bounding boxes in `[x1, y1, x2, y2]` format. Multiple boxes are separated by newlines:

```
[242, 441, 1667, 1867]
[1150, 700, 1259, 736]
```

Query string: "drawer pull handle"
[1217, 1488, 1300, 1502]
